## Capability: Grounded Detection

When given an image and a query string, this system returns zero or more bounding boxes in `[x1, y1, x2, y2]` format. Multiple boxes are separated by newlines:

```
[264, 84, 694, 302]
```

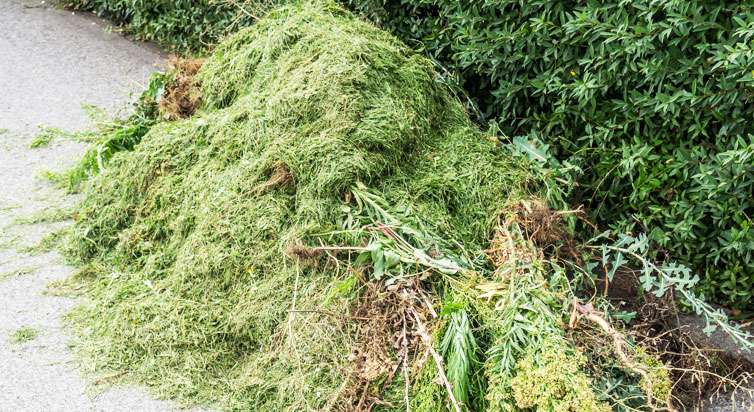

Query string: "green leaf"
[512, 135, 547, 163]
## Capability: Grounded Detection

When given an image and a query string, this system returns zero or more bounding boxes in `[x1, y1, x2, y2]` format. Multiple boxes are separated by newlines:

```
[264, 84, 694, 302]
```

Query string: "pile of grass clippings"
[64, 1, 672, 411]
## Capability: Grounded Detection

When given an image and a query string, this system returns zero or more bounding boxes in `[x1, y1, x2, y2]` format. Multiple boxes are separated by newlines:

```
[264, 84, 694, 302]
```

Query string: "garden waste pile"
[64, 1, 678, 411]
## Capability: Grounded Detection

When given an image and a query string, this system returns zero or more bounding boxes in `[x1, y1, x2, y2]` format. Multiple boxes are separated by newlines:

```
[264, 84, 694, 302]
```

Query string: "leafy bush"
[59, 0, 273, 50]
[349, 0, 754, 309]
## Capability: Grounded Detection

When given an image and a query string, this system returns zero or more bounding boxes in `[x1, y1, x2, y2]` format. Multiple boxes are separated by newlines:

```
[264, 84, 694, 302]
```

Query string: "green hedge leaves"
[346, 0, 754, 309]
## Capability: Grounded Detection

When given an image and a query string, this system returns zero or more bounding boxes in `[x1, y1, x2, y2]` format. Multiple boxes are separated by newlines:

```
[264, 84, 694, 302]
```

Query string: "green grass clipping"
[60, 0, 561, 410]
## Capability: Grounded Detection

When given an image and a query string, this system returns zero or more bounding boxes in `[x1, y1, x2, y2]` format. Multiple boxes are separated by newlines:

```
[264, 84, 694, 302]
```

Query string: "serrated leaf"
[512, 135, 547, 163]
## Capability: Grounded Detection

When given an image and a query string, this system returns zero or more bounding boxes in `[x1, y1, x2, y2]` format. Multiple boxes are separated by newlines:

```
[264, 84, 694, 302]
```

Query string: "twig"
[322, 370, 353, 412]
[287, 309, 371, 321]
[402, 311, 411, 412]
[423, 297, 438, 319]
[319, 239, 343, 267]
[410, 307, 463, 412]
[554, 207, 584, 215]
[287, 259, 314, 411]
[568, 299, 677, 412]
[92, 370, 130, 385]
[312, 246, 368, 252]
[289, 309, 339, 316]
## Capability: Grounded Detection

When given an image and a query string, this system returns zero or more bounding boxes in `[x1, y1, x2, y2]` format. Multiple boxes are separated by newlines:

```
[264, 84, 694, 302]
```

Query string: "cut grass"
[9, 327, 39, 343]
[29, 132, 55, 148]
[0, 233, 22, 251]
[0, 266, 40, 281]
[28, 126, 86, 148]
[65, 1, 528, 408]
[19, 230, 66, 256]
[14, 206, 75, 225]
[29, 105, 118, 150]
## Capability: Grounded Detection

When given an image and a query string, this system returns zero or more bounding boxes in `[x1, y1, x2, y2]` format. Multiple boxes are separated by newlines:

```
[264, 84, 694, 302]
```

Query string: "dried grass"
[510, 198, 583, 263]
[158, 56, 204, 120]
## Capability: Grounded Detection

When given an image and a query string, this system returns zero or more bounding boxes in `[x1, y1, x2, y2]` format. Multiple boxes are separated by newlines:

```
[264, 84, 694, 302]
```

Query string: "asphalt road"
[0, 1, 210, 411]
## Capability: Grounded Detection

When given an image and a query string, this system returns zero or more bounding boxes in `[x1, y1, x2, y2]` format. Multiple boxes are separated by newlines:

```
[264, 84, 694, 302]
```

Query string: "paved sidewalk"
[0, 1, 210, 411]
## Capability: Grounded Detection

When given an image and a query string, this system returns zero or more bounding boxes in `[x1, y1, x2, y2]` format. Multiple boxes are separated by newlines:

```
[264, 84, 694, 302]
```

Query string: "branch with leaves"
[589, 233, 754, 351]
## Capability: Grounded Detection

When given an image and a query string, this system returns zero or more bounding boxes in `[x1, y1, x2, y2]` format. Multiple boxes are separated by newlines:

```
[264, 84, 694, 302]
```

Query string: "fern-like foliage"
[440, 306, 482, 408]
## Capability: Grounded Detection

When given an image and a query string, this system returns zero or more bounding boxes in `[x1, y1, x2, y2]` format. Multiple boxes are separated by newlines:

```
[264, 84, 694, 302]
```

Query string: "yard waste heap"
[66, 1, 672, 410]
